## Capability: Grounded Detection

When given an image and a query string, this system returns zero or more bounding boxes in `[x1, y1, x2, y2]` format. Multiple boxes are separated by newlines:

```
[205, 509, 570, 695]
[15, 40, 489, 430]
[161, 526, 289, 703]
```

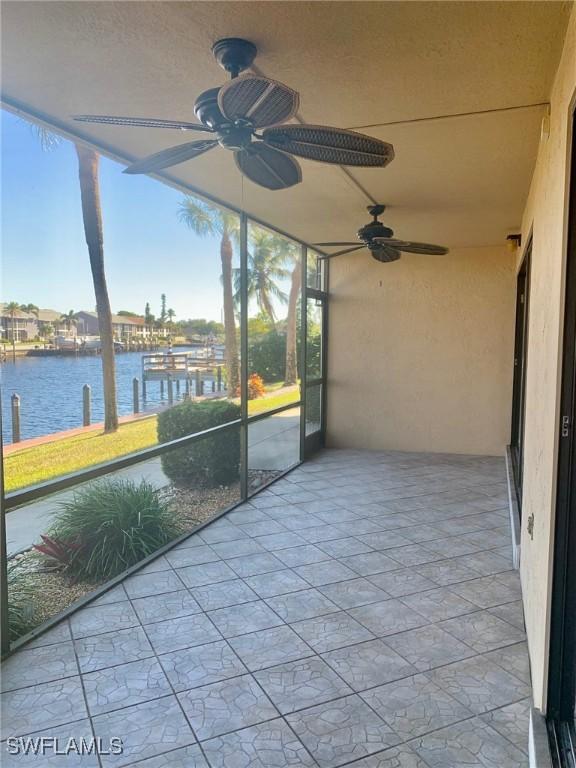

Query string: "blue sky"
[1, 110, 232, 322]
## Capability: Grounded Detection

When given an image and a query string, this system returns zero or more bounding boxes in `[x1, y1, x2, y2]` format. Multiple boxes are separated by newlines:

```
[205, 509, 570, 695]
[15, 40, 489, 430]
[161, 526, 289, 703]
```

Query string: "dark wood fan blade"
[263, 125, 394, 167]
[123, 139, 218, 174]
[73, 115, 212, 131]
[235, 145, 301, 190]
[218, 75, 299, 129]
[371, 246, 401, 263]
[319, 246, 364, 259]
[313, 241, 359, 247]
[373, 238, 448, 255]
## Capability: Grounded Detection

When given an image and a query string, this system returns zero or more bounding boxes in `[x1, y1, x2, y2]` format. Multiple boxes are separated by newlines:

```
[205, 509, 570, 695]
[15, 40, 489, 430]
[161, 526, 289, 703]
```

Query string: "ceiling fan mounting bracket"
[212, 38, 258, 78]
[368, 204, 386, 219]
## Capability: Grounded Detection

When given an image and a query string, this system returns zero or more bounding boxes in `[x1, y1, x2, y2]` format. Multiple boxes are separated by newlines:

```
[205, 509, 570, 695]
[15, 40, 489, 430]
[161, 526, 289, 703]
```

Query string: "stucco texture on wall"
[327, 245, 515, 456]
[519, 3, 576, 714]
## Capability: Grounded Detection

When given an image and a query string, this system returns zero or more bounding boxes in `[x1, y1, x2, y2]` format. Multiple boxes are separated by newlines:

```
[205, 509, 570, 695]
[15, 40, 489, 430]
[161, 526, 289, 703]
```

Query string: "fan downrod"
[212, 38, 257, 78]
[368, 204, 386, 220]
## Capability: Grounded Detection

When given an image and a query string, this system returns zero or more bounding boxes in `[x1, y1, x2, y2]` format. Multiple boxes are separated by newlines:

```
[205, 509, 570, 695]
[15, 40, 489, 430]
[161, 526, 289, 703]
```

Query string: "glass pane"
[6, 427, 240, 647]
[246, 222, 301, 416]
[1, 109, 241, 492]
[307, 248, 325, 291]
[306, 298, 323, 380]
[305, 384, 322, 436]
[248, 406, 300, 494]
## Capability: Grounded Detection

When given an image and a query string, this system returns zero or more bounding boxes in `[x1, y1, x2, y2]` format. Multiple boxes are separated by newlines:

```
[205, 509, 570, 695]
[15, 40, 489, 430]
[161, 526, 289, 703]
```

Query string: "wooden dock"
[141, 353, 226, 401]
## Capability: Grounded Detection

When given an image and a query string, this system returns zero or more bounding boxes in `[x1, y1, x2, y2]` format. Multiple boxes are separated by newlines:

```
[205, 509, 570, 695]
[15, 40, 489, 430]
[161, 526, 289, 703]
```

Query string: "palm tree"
[166, 308, 176, 328]
[19, 303, 39, 316]
[75, 145, 118, 432]
[4, 301, 21, 342]
[59, 310, 78, 334]
[178, 198, 240, 393]
[284, 253, 301, 386]
[233, 229, 292, 327]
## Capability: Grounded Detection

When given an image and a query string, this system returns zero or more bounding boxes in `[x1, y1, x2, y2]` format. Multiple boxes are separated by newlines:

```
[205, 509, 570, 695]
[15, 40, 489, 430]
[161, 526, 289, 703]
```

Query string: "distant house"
[0, 305, 38, 341]
[36, 309, 68, 337]
[74, 311, 162, 339]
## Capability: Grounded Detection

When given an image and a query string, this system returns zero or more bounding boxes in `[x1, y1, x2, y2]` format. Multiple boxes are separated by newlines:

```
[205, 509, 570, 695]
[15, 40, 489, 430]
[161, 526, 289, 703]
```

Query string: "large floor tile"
[83, 657, 171, 716]
[286, 694, 400, 768]
[75, 626, 154, 674]
[349, 600, 427, 637]
[144, 613, 222, 654]
[384, 624, 475, 672]
[131, 590, 201, 625]
[266, 588, 339, 623]
[177, 674, 277, 740]
[322, 639, 415, 691]
[319, 578, 390, 609]
[159, 640, 246, 692]
[207, 600, 283, 638]
[292, 611, 374, 653]
[229, 625, 313, 672]
[70, 601, 139, 639]
[1, 641, 77, 692]
[439, 610, 525, 653]
[1, 677, 87, 740]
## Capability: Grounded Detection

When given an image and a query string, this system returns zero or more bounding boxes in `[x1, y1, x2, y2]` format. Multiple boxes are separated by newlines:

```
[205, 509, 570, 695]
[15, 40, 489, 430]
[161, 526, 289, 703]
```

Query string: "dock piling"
[82, 384, 91, 427]
[133, 377, 140, 414]
[11, 394, 20, 443]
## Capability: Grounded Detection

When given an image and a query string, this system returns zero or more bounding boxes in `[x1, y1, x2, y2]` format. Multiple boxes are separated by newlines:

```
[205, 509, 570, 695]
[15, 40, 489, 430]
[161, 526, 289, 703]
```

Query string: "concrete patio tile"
[322, 639, 415, 691]
[91, 695, 195, 767]
[255, 657, 352, 715]
[1, 719, 99, 768]
[192, 578, 259, 611]
[401, 587, 479, 622]
[274, 544, 332, 567]
[480, 697, 531, 754]
[1, 676, 87, 740]
[484, 642, 531, 686]
[175, 561, 237, 588]
[361, 673, 472, 740]
[238, 519, 289, 537]
[229, 625, 313, 672]
[202, 718, 315, 768]
[439, 610, 525, 653]
[90, 584, 129, 606]
[301, 525, 349, 544]
[318, 537, 374, 558]
[368, 569, 436, 598]
[0, 641, 78, 692]
[341, 552, 400, 577]
[83, 657, 171, 716]
[227, 551, 285, 578]
[122, 744, 209, 767]
[245, 568, 310, 598]
[336, 519, 387, 536]
[291, 611, 374, 653]
[70, 601, 140, 639]
[463, 550, 514, 577]
[384, 625, 475, 673]
[349, 599, 428, 637]
[159, 640, 247, 692]
[400, 523, 449, 544]
[207, 601, 283, 638]
[123, 570, 185, 599]
[384, 545, 442, 568]
[286, 694, 400, 768]
[227, 506, 271, 524]
[449, 575, 520, 609]
[209, 538, 265, 559]
[198, 524, 248, 546]
[343, 744, 429, 767]
[357, 531, 413, 551]
[488, 600, 526, 631]
[164, 545, 221, 568]
[295, 560, 359, 586]
[75, 626, 154, 674]
[266, 588, 339, 623]
[319, 577, 390, 609]
[144, 612, 222, 654]
[281, 513, 327, 531]
[136, 556, 173, 574]
[131, 589, 202, 625]
[314, 508, 363, 524]
[170, 534, 205, 549]
[427, 656, 531, 714]
[255, 531, 307, 550]
[415, 559, 479, 587]
[410, 716, 527, 767]
[177, 674, 277, 741]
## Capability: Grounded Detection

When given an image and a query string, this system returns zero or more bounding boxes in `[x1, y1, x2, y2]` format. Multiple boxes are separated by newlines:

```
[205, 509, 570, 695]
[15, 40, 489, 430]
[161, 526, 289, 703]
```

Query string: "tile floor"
[1, 449, 530, 767]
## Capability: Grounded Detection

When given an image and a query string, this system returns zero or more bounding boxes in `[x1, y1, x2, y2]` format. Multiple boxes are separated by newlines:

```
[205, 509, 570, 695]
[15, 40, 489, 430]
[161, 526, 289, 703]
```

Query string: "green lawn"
[4, 386, 301, 492]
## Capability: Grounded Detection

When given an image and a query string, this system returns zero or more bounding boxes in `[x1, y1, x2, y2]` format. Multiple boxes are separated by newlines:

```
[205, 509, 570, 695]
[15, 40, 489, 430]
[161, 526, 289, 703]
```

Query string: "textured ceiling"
[1, 1, 571, 248]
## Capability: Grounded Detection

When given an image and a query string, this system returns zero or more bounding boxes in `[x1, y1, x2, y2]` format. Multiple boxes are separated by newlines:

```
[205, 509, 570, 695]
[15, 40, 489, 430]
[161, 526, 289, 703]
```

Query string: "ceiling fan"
[73, 38, 394, 191]
[314, 204, 449, 263]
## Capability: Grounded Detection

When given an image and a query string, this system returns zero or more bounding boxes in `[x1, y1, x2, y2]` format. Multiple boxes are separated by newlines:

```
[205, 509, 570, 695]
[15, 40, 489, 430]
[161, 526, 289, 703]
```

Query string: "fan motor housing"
[194, 88, 227, 129]
[358, 222, 394, 243]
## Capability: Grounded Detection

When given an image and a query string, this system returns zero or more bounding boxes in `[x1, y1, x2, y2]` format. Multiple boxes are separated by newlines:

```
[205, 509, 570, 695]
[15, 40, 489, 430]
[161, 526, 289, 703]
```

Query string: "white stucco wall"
[518, 3, 576, 713]
[327, 244, 516, 456]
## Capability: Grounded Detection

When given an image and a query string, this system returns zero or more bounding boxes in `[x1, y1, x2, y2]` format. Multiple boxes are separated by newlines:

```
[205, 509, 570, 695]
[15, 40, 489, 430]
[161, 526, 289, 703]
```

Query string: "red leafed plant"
[233, 373, 266, 400]
[33, 535, 82, 569]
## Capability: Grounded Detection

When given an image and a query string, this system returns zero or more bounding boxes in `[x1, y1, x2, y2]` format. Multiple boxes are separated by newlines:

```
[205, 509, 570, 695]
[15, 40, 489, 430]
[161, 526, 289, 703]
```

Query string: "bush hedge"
[157, 399, 241, 487]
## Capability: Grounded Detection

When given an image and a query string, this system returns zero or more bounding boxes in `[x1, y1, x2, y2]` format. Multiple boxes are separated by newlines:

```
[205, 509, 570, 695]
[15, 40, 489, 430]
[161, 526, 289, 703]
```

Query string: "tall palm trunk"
[220, 230, 240, 393]
[76, 145, 118, 433]
[284, 261, 301, 386]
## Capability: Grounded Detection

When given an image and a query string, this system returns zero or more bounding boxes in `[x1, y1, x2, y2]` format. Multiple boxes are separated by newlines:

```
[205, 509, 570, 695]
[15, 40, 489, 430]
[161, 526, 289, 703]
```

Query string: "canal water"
[0, 348, 209, 443]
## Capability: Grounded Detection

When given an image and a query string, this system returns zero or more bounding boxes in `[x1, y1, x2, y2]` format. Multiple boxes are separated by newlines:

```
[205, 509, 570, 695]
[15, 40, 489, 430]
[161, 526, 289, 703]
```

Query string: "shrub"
[247, 373, 266, 399]
[157, 399, 241, 487]
[7, 559, 37, 642]
[248, 331, 286, 382]
[47, 479, 179, 581]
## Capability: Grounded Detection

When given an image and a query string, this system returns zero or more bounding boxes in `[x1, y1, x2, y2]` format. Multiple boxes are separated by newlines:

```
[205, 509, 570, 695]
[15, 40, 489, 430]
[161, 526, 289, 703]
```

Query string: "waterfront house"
[0, 304, 38, 341]
[74, 310, 162, 340]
